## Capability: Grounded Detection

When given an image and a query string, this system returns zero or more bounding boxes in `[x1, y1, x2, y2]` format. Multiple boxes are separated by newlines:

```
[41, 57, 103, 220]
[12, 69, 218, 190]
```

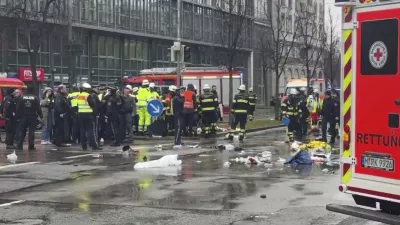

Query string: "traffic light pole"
[176, 0, 182, 87]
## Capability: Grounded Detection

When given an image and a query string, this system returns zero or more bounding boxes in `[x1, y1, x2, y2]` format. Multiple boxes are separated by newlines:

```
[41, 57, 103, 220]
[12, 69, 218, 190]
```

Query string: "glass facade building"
[0, 0, 254, 88]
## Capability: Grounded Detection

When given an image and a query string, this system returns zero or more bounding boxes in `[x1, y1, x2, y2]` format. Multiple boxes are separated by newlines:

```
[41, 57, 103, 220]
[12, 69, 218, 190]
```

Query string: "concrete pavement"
[0, 128, 387, 225]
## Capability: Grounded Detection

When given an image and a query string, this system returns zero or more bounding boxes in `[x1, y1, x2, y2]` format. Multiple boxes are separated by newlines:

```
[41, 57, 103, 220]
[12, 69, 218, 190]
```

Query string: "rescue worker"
[137, 80, 151, 135]
[182, 84, 197, 136]
[77, 83, 101, 151]
[91, 86, 101, 142]
[320, 90, 336, 143]
[297, 87, 309, 137]
[248, 87, 257, 121]
[331, 89, 340, 144]
[148, 82, 160, 124]
[53, 85, 69, 147]
[132, 87, 139, 134]
[281, 88, 301, 142]
[122, 85, 135, 142]
[163, 85, 176, 136]
[172, 87, 184, 148]
[15, 86, 43, 150]
[97, 87, 109, 143]
[307, 89, 320, 126]
[199, 84, 218, 138]
[3, 89, 17, 149]
[106, 87, 124, 146]
[68, 85, 80, 143]
[211, 85, 221, 132]
[228, 84, 249, 142]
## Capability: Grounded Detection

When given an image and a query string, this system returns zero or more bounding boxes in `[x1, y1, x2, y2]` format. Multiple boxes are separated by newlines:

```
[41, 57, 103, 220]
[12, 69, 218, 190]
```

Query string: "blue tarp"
[284, 150, 313, 167]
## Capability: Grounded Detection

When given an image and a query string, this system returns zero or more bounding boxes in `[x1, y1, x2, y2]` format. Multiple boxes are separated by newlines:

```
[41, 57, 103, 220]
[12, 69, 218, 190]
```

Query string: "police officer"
[68, 84, 80, 143]
[15, 87, 43, 150]
[199, 84, 218, 138]
[163, 85, 176, 136]
[172, 87, 184, 148]
[281, 88, 301, 142]
[248, 87, 257, 121]
[54, 85, 69, 147]
[77, 83, 101, 151]
[228, 84, 250, 142]
[3, 89, 17, 149]
[106, 87, 124, 146]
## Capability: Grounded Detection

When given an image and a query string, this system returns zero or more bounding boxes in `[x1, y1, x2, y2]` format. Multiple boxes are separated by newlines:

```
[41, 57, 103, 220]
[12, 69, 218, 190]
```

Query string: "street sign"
[147, 99, 163, 117]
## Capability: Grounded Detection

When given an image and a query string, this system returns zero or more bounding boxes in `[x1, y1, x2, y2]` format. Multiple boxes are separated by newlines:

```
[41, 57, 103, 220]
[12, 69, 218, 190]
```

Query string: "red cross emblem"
[373, 48, 383, 61]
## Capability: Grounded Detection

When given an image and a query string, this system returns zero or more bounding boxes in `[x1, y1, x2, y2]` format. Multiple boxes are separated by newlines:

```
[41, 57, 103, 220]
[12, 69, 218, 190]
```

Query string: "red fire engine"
[327, 0, 400, 224]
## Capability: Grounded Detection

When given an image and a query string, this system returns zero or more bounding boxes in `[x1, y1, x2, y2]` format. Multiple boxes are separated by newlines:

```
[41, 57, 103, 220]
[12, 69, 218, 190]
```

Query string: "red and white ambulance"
[327, 0, 400, 223]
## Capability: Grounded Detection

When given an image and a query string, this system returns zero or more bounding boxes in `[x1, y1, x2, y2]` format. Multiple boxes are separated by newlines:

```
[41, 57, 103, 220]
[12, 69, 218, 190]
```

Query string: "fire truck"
[122, 67, 243, 113]
[327, 0, 400, 224]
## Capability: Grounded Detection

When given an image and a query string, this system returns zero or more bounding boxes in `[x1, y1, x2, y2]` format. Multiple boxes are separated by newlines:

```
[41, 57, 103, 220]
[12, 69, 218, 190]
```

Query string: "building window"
[194, 6, 202, 41]
[183, 2, 193, 39]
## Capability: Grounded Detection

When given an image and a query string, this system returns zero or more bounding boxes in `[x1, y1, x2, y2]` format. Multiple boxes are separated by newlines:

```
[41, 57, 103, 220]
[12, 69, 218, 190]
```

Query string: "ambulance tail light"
[343, 125, 351, 150]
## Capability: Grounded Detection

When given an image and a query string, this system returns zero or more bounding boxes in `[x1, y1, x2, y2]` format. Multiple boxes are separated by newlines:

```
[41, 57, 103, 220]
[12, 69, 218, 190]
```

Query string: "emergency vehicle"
[0, 76, 27, 127]
[327, 0, 400, 223]
[122, 67, 242, 113]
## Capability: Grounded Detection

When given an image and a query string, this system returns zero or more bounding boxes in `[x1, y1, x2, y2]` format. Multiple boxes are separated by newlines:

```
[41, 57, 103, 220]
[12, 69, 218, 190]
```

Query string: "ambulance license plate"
[361, 155, 394, 172]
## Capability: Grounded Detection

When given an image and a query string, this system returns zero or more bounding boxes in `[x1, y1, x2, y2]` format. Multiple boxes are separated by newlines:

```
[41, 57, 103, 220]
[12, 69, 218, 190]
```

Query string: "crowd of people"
[0, 79, 257, 150]
[281, 87, 340, 144]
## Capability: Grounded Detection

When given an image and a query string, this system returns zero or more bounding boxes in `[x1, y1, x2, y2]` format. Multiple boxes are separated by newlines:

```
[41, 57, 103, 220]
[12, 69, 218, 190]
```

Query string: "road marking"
[63, 154, 95, 159]
[0, 200, 25, 207]
[0, 162, 39, 170]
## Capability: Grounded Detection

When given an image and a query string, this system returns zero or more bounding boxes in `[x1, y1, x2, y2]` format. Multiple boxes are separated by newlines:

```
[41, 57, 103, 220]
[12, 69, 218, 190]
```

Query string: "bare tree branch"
[322, 8, 340, 88]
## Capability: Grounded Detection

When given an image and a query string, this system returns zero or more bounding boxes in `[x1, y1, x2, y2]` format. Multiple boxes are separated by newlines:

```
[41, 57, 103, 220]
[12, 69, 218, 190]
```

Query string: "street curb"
[133, 125, 285, 141]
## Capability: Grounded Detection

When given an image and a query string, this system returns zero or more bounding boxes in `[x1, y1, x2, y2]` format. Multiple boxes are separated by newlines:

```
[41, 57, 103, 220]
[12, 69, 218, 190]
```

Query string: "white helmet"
[169, 85, 177, 92]
[82, 83, 91, 89]
[249, 87, 253, 92]
[238, 84, 246, 91]
[289, 88, 298, 95]
[142, 80, 149, 85]
[194, 85, 197, 90]
[203, 84, 210, 90]
[313, 89, 319, 94]
[300, 87, 306, 92]
[125, 85, 133, 91]
[149, 82, 155, 88]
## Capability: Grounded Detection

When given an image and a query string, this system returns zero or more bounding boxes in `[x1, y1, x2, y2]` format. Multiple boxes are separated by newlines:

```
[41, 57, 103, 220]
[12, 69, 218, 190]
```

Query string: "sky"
[325, 0, 342, 34]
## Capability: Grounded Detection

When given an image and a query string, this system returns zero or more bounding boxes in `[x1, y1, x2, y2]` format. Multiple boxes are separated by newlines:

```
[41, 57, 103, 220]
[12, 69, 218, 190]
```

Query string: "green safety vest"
[77, 92, 93, 113]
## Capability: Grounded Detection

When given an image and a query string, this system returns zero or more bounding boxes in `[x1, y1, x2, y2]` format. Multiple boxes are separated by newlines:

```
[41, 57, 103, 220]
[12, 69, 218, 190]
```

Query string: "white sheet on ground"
[134, 154, 182, 169]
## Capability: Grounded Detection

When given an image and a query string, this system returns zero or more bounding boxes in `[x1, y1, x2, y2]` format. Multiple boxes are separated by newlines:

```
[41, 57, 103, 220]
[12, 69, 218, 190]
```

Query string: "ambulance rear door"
[352, 3, 400, 202]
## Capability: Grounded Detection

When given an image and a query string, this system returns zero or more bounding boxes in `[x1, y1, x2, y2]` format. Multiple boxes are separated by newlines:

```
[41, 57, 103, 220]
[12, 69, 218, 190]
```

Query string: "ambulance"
[327, 0, 400, 223]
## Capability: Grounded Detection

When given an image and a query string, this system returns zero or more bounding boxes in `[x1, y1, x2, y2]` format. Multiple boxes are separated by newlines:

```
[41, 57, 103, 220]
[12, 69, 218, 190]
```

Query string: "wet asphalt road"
[0, 128, 386, 225]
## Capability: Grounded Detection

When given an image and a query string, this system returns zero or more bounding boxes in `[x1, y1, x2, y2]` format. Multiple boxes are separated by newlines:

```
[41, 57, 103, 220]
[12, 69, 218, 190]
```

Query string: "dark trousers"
[230, 113, 247, 137]
[322, 118, 337, 143]
[174, 114, 183, 145]
[165, 115, 174, 135]
[300, 116, 308, 136]
[71, 113, 80, 142]
[63, 113, 70, 142]
[5, 117, 16, 146]
[110, 116, 124, 144]
[17, 116, 37, 148]
[133, 115, 139, 133]
[78, 114, 98, 149]
[183, 112, 194, 135]
[98, 115, 106, 141]
[288, 116, 301, 141]
[54, 116, 64, 146]
[123, 113, 133, 141]
[201, 111, 216, 135]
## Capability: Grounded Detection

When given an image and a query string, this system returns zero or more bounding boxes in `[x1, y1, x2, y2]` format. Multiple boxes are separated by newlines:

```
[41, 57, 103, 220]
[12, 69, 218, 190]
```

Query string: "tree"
[259, 0, 299, 120]
[216, 0, 252, 122]
[297, 0, 326, 94]
[5, 0, 68, 95]
[323, 8, 341, 88]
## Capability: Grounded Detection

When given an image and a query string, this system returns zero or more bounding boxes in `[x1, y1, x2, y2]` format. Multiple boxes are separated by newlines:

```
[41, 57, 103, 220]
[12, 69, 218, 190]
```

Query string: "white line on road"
[63, 154, 95, 159]
[0, 162, 39, 170]
[0, 200, 26, 207]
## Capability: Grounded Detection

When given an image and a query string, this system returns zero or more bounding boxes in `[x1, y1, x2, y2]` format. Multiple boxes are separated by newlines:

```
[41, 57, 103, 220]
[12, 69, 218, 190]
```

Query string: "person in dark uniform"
[297, 87, 309, 138]
[211, 85, 221, 133]
[53, 85, 69, 147]
[68, 84, 80, 143]
[90, 85, 101, 143]
[77, 83, 101, 151]
[198, 84, 218, 138]
[3, 89, 17, 149]
[97, 87, 109, 142]
[281, 88, 301, 142]
[228, 84, 250, 142]
[163, 85, 175, 136]
[172, 87, 184, 148]
[15, 87, 43, 150]
[320, 90, 337, 144]
[106, 87, 124, 146]
[13, 89, 22, 145]
[248, 87, 257, 121]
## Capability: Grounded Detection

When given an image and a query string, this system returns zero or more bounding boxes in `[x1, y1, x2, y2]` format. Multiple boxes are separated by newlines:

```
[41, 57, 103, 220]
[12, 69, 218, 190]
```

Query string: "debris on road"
[260, 194, 267, 199]
[6, 151, 17, 163]
[92, 154, 103, 158]
[188, 144, 199, 148]
[223, 162, 231, 167]
[217, 144, 234, 151]
[154, 145, 163, 150]
[134, 154, 182, 169]
[199, 154, 210, 157]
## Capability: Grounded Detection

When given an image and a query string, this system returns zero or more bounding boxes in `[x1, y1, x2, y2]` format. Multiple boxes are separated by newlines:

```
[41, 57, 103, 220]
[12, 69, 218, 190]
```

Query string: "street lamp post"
[51, 68, 56, 87]
[90, 70, 95, 84]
